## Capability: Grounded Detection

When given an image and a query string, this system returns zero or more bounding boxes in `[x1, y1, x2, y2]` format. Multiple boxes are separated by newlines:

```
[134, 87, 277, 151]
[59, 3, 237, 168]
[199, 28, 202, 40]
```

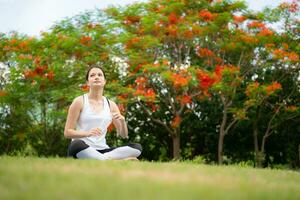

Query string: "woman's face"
[87, 67, 106, 88]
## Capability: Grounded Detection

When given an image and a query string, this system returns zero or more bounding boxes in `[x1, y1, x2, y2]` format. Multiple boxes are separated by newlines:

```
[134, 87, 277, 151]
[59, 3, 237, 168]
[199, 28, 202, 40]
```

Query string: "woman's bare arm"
[64, 96, 101, 138]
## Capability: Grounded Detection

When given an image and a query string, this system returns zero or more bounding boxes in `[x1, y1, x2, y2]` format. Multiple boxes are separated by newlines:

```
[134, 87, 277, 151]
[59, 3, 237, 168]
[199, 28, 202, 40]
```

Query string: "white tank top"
[75, 94, 112, 150]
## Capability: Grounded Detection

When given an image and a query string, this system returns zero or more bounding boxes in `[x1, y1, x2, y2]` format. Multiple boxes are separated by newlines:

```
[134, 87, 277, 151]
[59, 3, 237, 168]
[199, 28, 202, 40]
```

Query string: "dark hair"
[85, 65, 106, 81]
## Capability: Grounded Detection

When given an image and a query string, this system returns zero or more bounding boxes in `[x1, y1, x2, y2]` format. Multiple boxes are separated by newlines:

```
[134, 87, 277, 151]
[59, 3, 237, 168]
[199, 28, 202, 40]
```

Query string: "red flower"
[80, 36, 92, 46]
[107, 123, 115, 133]
[81, 84, 89, 92]
[200, 75, 214, 89]
[177, 95, 192, 105]
[34, 65, 47, 75]
[197, 48, 215, 57]
[46, 70, 55, 80]
[135, 77, 147, 85]
[144, 88, 156, 101]
[196, 70, 214, 89]
[23, 70, 37, 79]
[214, 65, 224, 77]
[168, 12, 179, 24]
[199, 10, 215, 21]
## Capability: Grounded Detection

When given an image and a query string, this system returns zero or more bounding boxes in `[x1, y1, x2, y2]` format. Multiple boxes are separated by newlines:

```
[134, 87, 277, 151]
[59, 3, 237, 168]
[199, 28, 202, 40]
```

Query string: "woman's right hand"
[86, 128, 102, 137]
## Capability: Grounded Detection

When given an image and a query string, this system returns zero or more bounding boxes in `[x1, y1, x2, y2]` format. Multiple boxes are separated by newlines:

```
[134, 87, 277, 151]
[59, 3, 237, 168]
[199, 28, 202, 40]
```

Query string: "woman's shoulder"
[106, 98, 118, 110]
[72, 94, 85, 108]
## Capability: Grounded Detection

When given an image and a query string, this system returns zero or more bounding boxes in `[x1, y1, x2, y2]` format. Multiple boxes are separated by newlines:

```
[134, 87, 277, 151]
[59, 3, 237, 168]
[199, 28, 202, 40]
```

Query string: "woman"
[64, 65, 142, 160]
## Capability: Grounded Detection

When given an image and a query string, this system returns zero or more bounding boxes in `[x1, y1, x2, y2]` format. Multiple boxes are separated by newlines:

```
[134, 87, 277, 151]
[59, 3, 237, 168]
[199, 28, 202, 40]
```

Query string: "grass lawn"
[0, 156, 299, 200]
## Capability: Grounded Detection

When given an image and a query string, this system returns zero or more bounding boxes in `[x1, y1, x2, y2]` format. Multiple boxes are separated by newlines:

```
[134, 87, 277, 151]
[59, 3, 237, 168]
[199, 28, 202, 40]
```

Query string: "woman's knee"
[67, 140, 89, 158]
[127, 142, 142, 153]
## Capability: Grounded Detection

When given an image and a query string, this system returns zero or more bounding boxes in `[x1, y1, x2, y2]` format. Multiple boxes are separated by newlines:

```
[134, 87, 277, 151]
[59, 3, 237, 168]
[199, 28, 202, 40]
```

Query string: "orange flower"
[19, 41, 29, 50]
[273, 49, 285, 59]
[245, 82, 260, 96]
[258, 28, 274, 37]
[34, 65, 47, 75]
[125, 37, 140, 49]
[34, 56, 41, 65]
[166, 25, 178, 37]
[265, 82, 282, 95]
[117, 93, 128, 101]
[124, 16, 141, 24]
[144, 88, 156, 101]
[0, 90, 7, 97]
[18, 54, 33, 60]
[171, 73, 189, 87]
[197, 48, 215, 57]
[199, 10, 215, 21]
[107, 123, 115, 133]
[81, 84, 89, 92]
[287, 52, 299, 62]
[9, 39, 17, 45]
[285, 105, 297, 112]
[247, 21, 266, 29]
[183, 30, 193, 39]
[176, 95, 192, 105]
[23, 70, 37, 79]
[135, 77, 147, 85]
[171, 115, 181, 128]
[265, 43, 275, 50]
[241, 35, 259, 44]
[282, 43, 289, 50]
[233, 15, 246, 23]
[45, 70, 55, 80]
[80, 35, 92, 46]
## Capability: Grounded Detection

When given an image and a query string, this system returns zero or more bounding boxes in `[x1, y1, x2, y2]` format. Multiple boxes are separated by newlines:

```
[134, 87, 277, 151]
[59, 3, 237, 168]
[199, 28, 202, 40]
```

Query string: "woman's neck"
[88, 89, 103, 101]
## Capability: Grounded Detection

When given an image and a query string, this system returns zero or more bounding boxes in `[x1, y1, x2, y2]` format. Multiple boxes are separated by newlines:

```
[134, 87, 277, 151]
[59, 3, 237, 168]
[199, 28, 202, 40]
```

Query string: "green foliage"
[0, 0, 299, 168]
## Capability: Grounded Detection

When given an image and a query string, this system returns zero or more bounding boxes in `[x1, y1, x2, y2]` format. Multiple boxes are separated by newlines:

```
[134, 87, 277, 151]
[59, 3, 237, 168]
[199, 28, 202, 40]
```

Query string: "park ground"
[0, 156, 299, 200]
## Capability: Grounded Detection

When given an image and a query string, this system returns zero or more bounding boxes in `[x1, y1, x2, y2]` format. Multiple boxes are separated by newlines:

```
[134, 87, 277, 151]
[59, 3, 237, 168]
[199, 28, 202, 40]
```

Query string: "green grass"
[0, 156, 299, 200]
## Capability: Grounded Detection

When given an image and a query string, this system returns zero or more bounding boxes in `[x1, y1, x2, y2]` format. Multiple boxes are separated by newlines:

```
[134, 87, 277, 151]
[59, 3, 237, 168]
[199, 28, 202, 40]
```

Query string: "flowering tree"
[0, 12, 124, 155]
[106, 0, 253, 159]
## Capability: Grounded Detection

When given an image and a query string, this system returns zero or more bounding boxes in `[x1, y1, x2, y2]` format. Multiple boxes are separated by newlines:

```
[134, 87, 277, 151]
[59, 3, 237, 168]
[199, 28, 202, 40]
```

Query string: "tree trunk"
[256, 151, 265, 168]
[253, 120, 260, 167]
[298, 144, 300, 167]
[218, 132, 225, 165]
[218, 106, 228, 165]
[257, 135, 268, 168]
[172, 131, 180, 160]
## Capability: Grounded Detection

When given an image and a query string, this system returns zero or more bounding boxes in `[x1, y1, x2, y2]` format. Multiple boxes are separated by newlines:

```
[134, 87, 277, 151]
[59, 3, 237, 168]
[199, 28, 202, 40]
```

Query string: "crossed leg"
[67, 139, 142, 160]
